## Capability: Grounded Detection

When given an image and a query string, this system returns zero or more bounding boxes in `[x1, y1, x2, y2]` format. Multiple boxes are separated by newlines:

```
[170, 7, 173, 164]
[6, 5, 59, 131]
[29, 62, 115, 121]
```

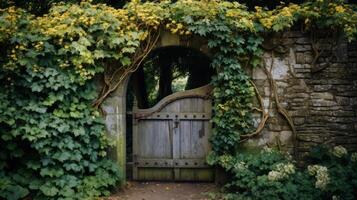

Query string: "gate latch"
[173, 119, 180, 128]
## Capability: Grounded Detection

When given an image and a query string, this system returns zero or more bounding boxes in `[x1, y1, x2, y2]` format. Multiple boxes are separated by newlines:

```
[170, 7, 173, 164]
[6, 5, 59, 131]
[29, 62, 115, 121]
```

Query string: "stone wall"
[249, 31, 357, 159]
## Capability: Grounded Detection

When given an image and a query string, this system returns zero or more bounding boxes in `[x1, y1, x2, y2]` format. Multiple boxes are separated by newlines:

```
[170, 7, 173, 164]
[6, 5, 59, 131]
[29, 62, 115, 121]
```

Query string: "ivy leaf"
[40, 184, 59, 197]
[54, 151, 71, 162]
[73, 127, 85, 136]
[60, 187, 75, 197]
[0, 185, 29, 200]
[120, 56, 131, 66]
[40, 167, 64, 177]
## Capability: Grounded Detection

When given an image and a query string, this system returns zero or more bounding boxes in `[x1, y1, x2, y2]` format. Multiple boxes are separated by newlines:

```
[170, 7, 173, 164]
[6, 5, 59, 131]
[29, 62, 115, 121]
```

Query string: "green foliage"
[167, 0, 263, 156]
[0, 0, 129, 16]
[0, 176, 29, 200]
[305, 145, 357, 199]
[0, 4, 122, 199]
[0, 0, 356, 199]
[218, 146, 357, 200]
[219, 149, 318, 200]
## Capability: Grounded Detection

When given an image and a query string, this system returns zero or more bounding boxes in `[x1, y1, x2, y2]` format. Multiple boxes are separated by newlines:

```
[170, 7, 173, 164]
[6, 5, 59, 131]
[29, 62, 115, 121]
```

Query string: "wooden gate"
[132, 85, 214, 181]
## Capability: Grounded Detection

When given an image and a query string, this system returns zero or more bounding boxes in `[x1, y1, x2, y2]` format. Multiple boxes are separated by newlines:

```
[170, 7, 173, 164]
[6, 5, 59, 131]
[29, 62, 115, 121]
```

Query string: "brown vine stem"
[310, 29, 338, 73]
[240, 80, 269, 139]
[92, 31, 160, 109]
[95, 29, 155, 107]
[310, 30, 322, 70]
[263, 53, 298, 157]
[104, 29, 153, 88]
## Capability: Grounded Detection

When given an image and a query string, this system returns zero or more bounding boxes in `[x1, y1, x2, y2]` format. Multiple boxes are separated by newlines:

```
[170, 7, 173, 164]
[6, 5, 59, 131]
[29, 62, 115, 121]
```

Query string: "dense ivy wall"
[0, 6, 123, 200]
[0, 0, 356, 199]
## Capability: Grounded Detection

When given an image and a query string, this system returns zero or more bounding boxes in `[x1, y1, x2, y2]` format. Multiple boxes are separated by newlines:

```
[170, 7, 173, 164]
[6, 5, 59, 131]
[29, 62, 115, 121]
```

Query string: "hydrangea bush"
[213, 145, 357, 200]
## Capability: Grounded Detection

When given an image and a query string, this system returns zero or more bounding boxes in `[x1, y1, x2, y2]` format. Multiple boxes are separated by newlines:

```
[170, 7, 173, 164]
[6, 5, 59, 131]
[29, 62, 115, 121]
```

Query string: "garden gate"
[132, 85, 214, 181]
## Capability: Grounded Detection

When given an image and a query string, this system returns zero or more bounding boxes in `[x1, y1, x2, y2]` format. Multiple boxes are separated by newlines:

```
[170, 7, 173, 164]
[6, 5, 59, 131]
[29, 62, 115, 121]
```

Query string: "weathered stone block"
[282, 38, 296, 45]
[332, 110, 357, 117]
[102, 96, 123, 114]
[295, 45, 312, 52]
[311, 92, 334, 100]
[287, 85, 308, 93]
[297, 134, 326, 143]
[283, 31, 305, 38]
[264, 87, 271, 96]
[311, 99, 337, 107]
[335, 96, 350, 105]
[313, 85, 332, 92]
[286, 93, 310, 98]
[280, 131, 293, 144]
[295, 52, 305, 64]
[295, 68, 311, 73]
[293, 64, 305, 69]
[289, 110, 309, 117]
[296, 37, 310, 45]
[312, 106, 341, 111]
[293, 117, 306, 125]
[271, 59, 289, 80]
[252, 67, 267, 80]
[304, 52, 313, 63]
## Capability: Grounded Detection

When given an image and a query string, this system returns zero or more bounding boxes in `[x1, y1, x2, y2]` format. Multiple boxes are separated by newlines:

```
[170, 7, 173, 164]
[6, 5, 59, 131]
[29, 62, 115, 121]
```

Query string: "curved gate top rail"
[133, 84, 213, 117]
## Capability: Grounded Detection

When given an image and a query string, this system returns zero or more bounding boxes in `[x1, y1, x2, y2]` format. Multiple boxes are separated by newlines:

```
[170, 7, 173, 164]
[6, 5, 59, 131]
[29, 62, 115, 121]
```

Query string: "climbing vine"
[0, 0, 356, 199]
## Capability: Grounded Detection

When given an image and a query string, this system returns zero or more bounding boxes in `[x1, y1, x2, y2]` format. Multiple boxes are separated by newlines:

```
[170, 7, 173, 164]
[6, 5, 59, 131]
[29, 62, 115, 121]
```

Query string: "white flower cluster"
[331, 145, 348, 158]
[307, 165, 330, 190]
[233, 161, 247, 171]
[267, 163, 295, 181]
[350, 152, 357, 162]
[262, 146, 273, 153]
[284, 152, 293, 161]
[332, 195, 340, 200]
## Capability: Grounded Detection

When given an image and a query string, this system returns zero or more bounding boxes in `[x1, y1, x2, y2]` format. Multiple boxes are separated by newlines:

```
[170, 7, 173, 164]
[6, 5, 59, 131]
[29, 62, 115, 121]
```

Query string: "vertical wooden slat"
[132, 98, 138, 180]
[173, 120, 180, 180]
[170, 101, 181, 180]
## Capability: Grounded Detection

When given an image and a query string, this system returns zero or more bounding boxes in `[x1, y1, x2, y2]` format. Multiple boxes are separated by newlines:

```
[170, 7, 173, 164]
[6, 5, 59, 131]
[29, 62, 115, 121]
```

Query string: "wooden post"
[132, 96, 139, 180]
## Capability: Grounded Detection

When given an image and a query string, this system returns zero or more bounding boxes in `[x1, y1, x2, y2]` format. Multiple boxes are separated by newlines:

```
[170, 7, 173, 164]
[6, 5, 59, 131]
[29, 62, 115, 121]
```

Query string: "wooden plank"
[178, 169, 214, 182]
[157, 99, 180, 180]
[204, 98, 212, 153]
[138, 168, 173, 181]
[171, 102, 181, 180]
[132, 98, 138, 180]
[191, 121, 206, 158]
[178, 98, 192, 180]
[179, 120, 190, 160]
[138, 120, 171, 159]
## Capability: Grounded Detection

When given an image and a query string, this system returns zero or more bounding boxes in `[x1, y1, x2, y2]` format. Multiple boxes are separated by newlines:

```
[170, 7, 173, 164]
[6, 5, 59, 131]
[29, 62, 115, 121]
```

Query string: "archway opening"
[125, 46, 214, 180]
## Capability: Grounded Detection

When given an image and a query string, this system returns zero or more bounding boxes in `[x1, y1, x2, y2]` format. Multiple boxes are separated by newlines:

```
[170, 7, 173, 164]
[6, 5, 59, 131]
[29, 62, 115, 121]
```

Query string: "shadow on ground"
[105, 181, 219, 200]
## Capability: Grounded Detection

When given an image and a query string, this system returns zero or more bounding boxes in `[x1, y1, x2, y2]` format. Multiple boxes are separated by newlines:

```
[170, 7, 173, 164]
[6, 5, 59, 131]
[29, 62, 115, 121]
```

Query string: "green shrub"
[306, 145, 357, 200]
[217, 146, 357, 200]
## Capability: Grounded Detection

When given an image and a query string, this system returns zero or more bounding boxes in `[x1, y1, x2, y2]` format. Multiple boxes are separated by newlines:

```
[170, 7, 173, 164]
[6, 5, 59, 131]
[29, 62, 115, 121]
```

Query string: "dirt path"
[106, 182, 219, 200]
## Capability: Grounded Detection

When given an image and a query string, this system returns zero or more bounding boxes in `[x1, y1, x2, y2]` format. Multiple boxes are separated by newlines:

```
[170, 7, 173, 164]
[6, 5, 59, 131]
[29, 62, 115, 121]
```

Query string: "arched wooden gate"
[132, 85, 214, 181]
